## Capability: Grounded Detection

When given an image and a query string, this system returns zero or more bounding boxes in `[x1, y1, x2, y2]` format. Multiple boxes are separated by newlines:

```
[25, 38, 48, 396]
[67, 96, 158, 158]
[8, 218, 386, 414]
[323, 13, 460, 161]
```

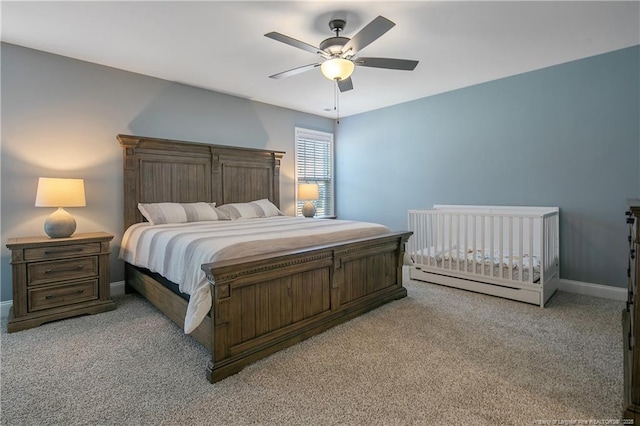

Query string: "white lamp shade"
[298, 183, 319, 200]
[35, 178, 86, 207]
[320, 58, 355, 81]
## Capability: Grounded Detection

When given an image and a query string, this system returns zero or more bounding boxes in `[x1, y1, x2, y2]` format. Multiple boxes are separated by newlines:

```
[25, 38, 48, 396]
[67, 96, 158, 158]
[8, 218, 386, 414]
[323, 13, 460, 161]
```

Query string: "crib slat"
[430, 213, 433, 267]
[448, 213, 453, 271]
[472, 215, 477, 274]
[489, 216, 494, 278]
[518, 217, 524, 282]
[499, 216, 504, 279]
[421, 212, 424, 266]
[544, 216, 548, 281]
[442, 213, 447, 270]
[433, 213, 438, 268]
[416, 211, 422, 266]
[480, 215, 486, 276]
[463, 214, 468, 273]
[409, 211, 416, 266]
[439, 213, 444, 270]
[509, 217, 513, 280]
[529, 218, 534, 284]
[424, 211, 428, 267]
[451, 215, 460, 271]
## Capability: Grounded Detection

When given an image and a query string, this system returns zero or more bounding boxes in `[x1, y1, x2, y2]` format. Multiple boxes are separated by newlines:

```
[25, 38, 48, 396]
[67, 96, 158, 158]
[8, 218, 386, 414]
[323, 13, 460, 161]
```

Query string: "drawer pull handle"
[44, 265, 85, 274]
[44, 247, 84, 255]
[45, 289, 85, 300]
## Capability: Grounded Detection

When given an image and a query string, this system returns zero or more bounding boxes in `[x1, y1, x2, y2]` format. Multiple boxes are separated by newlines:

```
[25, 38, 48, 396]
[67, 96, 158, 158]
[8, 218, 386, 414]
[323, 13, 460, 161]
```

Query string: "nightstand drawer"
[24, 242, 101, 261]
[28, 280, 99, 312]
[28, 256, 98, 286]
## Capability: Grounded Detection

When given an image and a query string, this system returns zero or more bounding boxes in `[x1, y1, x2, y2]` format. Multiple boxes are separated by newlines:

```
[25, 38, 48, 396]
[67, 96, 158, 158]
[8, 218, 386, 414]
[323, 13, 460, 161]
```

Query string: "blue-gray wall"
[336, 46, 640, 288]
[0, 43, 334, 302]
[2, 43, 638, 303]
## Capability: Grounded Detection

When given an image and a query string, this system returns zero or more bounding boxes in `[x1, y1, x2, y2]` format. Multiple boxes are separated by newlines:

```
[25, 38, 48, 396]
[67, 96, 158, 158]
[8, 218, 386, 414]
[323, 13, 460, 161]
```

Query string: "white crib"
[407, 205, 560, 307]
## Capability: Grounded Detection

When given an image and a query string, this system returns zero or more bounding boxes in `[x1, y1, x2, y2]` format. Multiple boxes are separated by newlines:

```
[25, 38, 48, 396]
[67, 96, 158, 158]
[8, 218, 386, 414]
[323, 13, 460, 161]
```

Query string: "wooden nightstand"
[6, 232, 115, 332]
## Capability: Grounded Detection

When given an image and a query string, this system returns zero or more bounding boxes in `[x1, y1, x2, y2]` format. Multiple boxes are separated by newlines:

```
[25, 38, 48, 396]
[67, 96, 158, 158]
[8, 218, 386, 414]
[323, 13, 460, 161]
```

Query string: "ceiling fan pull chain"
[334, 81, 340, 124]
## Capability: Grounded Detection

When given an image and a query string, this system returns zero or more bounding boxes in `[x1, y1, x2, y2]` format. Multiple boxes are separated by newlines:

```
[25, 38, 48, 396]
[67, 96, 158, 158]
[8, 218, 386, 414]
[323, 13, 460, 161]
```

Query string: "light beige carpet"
[1, 280, 624, 425]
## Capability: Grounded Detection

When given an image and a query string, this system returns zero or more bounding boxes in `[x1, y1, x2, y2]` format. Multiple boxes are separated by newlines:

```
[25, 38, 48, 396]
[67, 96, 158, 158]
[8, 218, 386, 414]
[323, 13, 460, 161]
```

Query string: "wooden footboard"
[125, 231, 411, 383]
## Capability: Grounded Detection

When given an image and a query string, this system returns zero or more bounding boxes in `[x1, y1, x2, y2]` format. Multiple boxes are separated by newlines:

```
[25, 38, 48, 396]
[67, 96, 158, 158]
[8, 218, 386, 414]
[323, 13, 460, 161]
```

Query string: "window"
[295, 127, 334, 217]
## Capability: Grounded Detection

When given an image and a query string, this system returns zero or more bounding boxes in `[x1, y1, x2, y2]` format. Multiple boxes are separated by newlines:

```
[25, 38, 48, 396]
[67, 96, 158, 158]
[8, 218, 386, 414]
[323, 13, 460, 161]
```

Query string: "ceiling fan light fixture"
[320, 58, 354, 81]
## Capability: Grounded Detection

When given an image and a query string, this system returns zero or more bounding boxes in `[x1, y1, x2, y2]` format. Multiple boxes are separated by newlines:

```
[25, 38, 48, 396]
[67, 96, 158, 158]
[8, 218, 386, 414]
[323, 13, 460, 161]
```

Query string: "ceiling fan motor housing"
[329, 19, 346, 33]
[320, 19, 350, 56]
[319, 37, 350, 55]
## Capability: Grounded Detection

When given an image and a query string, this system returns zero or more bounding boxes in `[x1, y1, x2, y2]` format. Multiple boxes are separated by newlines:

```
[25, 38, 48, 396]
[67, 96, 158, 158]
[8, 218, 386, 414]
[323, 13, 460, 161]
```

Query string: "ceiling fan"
[265, 15, 419, 92]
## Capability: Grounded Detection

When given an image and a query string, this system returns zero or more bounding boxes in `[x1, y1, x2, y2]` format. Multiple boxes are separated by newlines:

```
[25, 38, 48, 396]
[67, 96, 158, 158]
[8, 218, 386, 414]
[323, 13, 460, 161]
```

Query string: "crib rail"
[542, 211, 560, 286]
[407, 207, 559, 287]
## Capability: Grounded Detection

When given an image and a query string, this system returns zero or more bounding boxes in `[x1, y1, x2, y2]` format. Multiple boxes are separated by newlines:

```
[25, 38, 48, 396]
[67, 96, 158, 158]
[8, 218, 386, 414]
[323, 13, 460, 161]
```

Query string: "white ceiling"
[2, 1, 639, 118]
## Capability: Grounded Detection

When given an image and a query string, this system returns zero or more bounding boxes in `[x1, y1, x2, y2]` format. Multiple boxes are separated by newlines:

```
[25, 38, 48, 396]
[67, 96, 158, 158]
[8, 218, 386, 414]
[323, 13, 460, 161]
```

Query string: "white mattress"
[119, 216, 389, 333]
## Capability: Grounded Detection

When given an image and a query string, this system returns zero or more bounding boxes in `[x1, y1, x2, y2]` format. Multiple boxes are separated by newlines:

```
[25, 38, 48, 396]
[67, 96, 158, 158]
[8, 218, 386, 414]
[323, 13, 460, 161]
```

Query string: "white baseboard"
[110, 280, 126, 296]
[0, 300, 12, 320]
[0, 281, 127, 320]
[558, 279, 626, 302]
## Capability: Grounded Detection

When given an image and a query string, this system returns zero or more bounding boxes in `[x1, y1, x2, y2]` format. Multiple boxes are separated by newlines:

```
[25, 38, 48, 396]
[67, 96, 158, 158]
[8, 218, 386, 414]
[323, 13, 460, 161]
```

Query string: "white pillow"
[217, 199, 283, 220]
[137, 202, 229, 225]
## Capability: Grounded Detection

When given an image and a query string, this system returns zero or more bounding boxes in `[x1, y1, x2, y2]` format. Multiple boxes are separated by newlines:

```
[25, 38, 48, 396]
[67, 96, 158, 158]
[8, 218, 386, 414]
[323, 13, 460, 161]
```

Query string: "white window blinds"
[295, 127, 334, 217]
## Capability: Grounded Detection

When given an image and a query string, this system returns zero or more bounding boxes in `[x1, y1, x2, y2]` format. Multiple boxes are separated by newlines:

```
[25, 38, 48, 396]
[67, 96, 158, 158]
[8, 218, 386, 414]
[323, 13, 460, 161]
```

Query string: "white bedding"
[413, 247, 540, 271]
[119, 216, 389, 333]
[412, 247, 541, 283]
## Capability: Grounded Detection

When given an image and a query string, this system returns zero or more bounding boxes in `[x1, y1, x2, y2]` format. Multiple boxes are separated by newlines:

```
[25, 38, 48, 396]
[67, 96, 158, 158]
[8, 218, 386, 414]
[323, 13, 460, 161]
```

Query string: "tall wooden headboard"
[118, 134, 285, 229]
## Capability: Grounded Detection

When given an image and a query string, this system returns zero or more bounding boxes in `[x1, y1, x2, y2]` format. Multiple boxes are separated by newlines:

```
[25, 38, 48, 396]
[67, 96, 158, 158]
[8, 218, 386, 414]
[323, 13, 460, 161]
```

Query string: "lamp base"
[44, 207, 76, 238]
[302, 201, 316, 218]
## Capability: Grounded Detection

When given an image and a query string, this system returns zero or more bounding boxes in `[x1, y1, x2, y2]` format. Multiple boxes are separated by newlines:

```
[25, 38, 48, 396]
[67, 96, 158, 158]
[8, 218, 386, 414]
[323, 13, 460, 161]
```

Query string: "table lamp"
[35, 177, 86, 238]
[298, 183, 319, 218]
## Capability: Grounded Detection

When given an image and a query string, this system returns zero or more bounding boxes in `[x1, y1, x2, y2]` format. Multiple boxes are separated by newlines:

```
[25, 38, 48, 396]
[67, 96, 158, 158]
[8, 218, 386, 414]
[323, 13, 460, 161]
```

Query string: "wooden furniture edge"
[202, 231, 412, 272]
[7, 300, 116, 333]
[6, 232, 113, 249]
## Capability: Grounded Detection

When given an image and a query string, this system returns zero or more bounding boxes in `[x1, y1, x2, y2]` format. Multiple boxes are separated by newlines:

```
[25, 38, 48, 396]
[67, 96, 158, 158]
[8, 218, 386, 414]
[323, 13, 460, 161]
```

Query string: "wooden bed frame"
[118, 134, 411, 383]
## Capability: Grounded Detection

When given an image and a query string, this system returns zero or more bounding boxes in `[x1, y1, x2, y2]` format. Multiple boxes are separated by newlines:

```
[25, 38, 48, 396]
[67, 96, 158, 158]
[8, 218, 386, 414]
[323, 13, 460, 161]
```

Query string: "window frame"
[294, 127, 335, 218]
